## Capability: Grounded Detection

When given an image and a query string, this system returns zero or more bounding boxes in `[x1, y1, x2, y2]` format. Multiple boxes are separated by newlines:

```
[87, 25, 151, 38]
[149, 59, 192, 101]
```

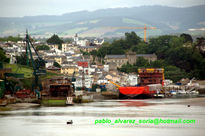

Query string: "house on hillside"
[61, 66, 79, 76]
[48, 44, 58, 50]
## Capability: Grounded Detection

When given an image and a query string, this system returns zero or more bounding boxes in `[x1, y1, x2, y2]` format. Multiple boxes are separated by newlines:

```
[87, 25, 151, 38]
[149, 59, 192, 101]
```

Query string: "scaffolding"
[138, 68, 164, 86]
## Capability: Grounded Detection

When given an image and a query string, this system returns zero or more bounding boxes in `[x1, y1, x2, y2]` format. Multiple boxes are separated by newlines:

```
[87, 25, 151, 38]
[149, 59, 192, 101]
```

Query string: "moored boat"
[119, 86, 155, 98]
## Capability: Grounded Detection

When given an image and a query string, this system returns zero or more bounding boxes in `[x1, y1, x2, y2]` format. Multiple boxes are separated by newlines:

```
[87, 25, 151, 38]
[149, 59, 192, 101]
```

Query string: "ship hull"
[119, 86, 155, 99]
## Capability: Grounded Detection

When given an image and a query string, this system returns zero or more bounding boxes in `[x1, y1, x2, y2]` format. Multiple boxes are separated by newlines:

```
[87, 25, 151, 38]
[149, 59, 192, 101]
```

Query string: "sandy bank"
[0, 103, 40, 111]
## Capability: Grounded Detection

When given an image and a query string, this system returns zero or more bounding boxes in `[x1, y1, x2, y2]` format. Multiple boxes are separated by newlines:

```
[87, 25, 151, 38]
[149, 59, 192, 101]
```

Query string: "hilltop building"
[104, 52, 157, 69]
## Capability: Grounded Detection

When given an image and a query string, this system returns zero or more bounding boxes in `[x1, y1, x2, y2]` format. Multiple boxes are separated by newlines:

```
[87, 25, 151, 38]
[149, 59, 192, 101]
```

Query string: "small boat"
[170, 90, 177, 95]
[171, 89, 199, 98]
[67, 120, 73, 124]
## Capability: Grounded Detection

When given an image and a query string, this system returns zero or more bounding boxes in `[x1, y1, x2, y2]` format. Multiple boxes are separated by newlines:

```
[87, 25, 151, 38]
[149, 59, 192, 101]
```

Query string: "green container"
[0, 80, 5, 98]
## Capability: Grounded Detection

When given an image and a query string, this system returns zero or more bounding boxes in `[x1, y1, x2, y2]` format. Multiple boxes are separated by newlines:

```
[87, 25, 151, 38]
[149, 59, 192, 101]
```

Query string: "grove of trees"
[36, 45, 50, 51]
[90, 32, 205, 82]
[0, 36, 23, 42]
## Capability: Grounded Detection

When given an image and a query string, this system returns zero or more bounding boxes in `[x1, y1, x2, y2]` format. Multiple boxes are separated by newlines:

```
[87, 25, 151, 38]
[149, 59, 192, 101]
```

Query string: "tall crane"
[25, 30, 46, 98]
[109, 24, 157, 42]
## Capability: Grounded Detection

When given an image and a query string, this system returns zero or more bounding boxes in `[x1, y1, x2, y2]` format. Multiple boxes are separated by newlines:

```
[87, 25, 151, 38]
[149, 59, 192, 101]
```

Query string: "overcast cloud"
[0, 0, 205, 17]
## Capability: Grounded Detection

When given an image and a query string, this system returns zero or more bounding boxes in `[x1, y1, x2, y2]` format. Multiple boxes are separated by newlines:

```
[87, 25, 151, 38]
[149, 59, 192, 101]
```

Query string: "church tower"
[126, 51, 136, 65]
[74, 33, 79, 45]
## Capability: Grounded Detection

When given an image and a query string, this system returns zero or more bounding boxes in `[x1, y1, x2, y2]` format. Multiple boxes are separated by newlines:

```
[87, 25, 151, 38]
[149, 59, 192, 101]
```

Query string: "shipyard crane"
[25, 30, 46, 98]
[108, 24, 157, 42]
[108, 80, 121, 88]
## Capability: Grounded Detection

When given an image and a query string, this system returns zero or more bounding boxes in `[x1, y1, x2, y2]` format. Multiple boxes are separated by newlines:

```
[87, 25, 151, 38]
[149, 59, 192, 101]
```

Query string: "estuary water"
[0, 98, 205, 136]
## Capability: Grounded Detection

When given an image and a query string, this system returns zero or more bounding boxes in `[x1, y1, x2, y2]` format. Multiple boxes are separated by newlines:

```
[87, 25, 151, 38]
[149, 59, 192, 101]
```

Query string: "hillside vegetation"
[90, 32, 205, 82]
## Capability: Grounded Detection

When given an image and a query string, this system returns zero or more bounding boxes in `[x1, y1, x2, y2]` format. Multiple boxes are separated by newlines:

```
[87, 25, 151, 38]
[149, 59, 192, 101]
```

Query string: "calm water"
[0, 99, 205, 136]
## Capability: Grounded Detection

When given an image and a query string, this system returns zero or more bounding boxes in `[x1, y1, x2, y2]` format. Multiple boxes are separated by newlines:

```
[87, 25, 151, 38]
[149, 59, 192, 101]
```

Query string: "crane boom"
[108, 80, 121, 88]
[107, 24, 157, 42]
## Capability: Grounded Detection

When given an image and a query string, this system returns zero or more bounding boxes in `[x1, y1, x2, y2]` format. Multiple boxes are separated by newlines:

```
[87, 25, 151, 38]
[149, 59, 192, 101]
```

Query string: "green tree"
[0, 48, 7, 62]
[197, 59, 205, 79]
[150, 60, 168, 68]
[118, 63, 136, 73]
[147, 35, 183, 59]
[53, 61, 61, 68]
[132, 42, 148, 54]
[167, 46, 203, 73]
[135, 57, 149, 67]
[16, 53, 33, 67]
[164, 65, 188, 82]
[80, 49, 90, 56]
[97, 46, 110, 58]
[195, 37, 205, 56]
[180, 33, 193, 43]
[36, 45, 50, 51]
[90, 50, 98, 62]
[125, 31, 141, 49]
[47, 34, 64, 49]
[0, 36, 23, 42]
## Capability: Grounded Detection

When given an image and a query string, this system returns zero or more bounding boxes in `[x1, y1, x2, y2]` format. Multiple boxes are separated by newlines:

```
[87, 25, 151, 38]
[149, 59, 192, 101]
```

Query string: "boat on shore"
[109, 68, 164, 99]
[119, 86, 156, 99]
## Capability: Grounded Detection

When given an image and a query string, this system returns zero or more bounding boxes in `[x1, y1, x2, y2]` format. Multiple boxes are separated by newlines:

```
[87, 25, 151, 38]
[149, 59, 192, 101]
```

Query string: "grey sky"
[0, 0, 205, 17]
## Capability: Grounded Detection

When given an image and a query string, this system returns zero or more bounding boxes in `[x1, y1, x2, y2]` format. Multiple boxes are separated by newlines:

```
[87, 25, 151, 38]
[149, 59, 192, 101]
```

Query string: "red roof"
[77, 61, 88, 68]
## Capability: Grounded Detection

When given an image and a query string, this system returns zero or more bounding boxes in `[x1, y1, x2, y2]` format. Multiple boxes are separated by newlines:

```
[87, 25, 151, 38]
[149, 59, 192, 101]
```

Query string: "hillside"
[0, 5, 205, 38]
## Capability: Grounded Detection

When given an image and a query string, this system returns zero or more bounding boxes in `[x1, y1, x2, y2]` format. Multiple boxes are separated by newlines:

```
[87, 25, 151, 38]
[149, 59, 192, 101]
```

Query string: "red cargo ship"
[119, 86, 156, 98]
[110, 68, 164, 99]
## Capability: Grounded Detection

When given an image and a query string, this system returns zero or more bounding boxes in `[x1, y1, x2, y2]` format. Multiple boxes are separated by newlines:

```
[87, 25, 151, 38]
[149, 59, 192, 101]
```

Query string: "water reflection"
[120, 100, 151, 107]
[0, 99, 205, 136]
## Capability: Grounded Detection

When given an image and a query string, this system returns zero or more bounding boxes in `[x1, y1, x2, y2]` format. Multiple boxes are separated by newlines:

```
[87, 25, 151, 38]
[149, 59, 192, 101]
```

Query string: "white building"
[127, 74, 138, 86]
[51, 48, 63, 56]
[77, 39, 89, 47]
[93, 38, 104, 45]
[73, 33, 89, 46]
[103, 65, 109, 72]
[97, 78, 108, 84]
[74, 76, 93, 89]
[62, 43, 77, 52]
[45, 60, 55, 68]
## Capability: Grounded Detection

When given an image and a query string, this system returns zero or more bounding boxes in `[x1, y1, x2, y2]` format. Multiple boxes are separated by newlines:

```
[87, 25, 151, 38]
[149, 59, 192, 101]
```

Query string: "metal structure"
[108, 24, 157, 42]
[25, 30, 46, 95]
[108, 79, 155, 99]
[138, 68, 164, 86]
[108, 80, 121, 88]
